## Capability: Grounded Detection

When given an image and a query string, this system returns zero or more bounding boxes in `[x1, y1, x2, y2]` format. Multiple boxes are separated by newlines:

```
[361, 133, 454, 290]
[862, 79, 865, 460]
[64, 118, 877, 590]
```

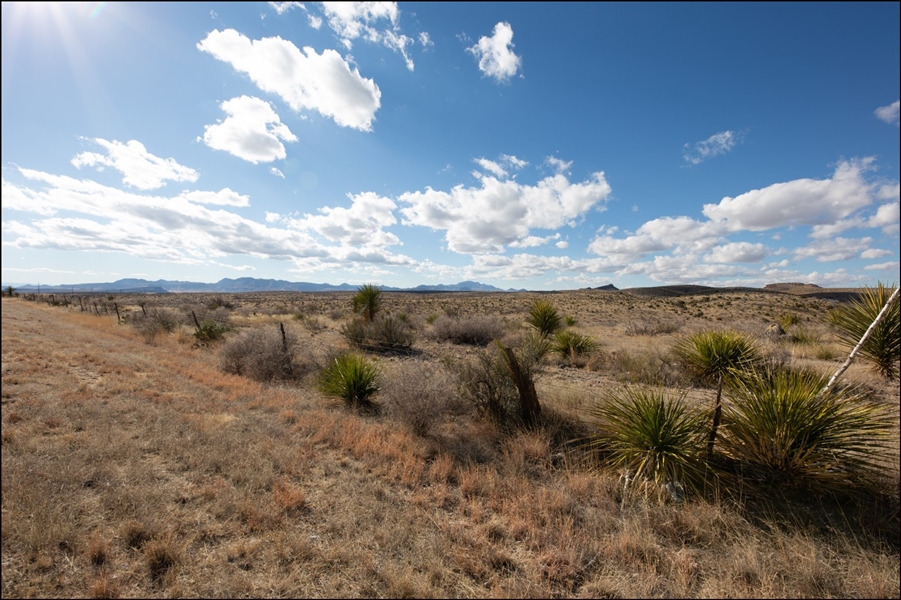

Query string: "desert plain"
[1, 284, 899, 598]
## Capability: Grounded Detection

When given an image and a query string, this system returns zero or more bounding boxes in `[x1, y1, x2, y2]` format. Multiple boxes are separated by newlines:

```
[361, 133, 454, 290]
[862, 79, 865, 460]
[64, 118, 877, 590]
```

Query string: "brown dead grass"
[2, 291, 898, 598]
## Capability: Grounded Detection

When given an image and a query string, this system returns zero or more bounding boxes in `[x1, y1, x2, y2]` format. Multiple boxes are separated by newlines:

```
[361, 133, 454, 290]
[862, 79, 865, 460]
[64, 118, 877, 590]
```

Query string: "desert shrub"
[451, 336, 545, 427]
[219, 326, 308, 382]
[527, 299, 562, 338]
[340, 318, 369, 347]
[381, 363, 463, 436]
[431, 314, 505, 346]
[296, 314, 325, 335]
[587, 348, 691, 387]
[624, 321, 681, 336]
[585, 386, 708, 494]
[129, 308, 181, 343]
[341, 314, 415, 351]
[452, 344, 520, 425]
[551, 330, 595, 359]
[351, 283, 382, 322]
[564, 315, 577, 327]
[207, 297, 234, 311]
[778, 313, 801, 330]
[826, 282, 899, 378]
[319, 353, 380, 408]
[788, 326, 821, 345]
[814, 344, 839, 361]
[193, 320, 230, 345]
[370, 314, 415, 349]
[720, 366, 894, 494]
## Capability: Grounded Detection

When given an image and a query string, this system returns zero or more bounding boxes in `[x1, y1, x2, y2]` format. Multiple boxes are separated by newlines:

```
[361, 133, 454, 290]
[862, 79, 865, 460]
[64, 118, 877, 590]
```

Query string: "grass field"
[2, 287, 898, 598]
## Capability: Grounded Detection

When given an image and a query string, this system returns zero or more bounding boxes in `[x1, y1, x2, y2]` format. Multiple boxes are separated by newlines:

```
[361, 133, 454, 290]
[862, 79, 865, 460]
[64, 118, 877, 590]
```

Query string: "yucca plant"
[351, 283, 383, 322]
[319, 353, 380, 407]
[826, 282, 899, 378]
[719, 366, 894, 494]
[586, 387, 708, 493]
[552, 329, 595, 359]
[527, 299, 562, 337]
[673, 330, 761, 455]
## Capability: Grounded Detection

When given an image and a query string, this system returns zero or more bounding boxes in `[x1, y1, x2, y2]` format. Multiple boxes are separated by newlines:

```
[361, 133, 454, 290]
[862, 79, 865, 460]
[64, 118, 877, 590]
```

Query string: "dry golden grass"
[2, 290, 898, 598]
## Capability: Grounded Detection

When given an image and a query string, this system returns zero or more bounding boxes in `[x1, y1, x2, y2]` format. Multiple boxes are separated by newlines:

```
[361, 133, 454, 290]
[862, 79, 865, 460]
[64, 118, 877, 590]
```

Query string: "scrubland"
[2, 287, 898, 598]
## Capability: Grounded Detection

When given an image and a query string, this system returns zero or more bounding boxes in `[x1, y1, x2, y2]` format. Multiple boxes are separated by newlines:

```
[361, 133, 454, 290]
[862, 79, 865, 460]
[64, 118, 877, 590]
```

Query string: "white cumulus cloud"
[467, 22, 521, 83]
[875, 100, 900, 126]
[71, 138, 198, 190]
[702, 158, 875, 231]
[290, 191, 400, 249]
[197, 29, 381, 131]
[793, 237, 874, 263]
[704, 242, 769, 263]
[399, 170, 611, 254]
[201, 96, 297, 164]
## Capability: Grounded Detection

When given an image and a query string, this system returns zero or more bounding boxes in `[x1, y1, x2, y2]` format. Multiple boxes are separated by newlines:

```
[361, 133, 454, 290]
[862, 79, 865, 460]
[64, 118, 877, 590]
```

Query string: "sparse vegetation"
[431, 314, 505, 345]
[3, 290, 898, 599]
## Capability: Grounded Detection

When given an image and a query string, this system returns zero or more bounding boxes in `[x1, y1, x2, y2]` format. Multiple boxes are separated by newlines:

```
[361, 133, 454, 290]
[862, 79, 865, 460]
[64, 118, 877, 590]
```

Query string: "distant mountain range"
[5, 277, 540, 294]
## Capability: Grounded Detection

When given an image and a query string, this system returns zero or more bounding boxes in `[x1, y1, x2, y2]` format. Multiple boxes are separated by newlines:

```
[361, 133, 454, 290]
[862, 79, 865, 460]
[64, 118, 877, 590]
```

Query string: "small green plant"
[319, 353, 380, 407]
[826, 282, 899, 378]
[673, 330, 761, 455]
[351, 283, 383, 322]
[564, 315, 576, 327]
[527, 299, 562, 337]
[586, 387, 707, 492]
[778, 314, 801, 330]
[720, 366, 894, 493]
[192, 315, 230, 345]
[551, 329, 595, 359]
[788, 326, 821, 346]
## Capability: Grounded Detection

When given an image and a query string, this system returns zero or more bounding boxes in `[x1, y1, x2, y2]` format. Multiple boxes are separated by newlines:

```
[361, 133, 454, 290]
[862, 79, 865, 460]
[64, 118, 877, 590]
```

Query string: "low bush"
[451, 336, 546, 427]
[623, 321, 681, 336]
[451, 344, 520, 425]
[129, 308, 182, 343]
[219, 326, 309, 382]
[340, 314, 415, 351]
[431, 314, 505, 346]
[193, 320, 230, 345]
[319, 353, 380, 408]
[381, 362, 464, 436]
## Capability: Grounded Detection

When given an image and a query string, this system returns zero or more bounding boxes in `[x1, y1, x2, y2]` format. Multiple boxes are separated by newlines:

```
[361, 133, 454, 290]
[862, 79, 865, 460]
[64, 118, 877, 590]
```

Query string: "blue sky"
[2, 2, 899, 290]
